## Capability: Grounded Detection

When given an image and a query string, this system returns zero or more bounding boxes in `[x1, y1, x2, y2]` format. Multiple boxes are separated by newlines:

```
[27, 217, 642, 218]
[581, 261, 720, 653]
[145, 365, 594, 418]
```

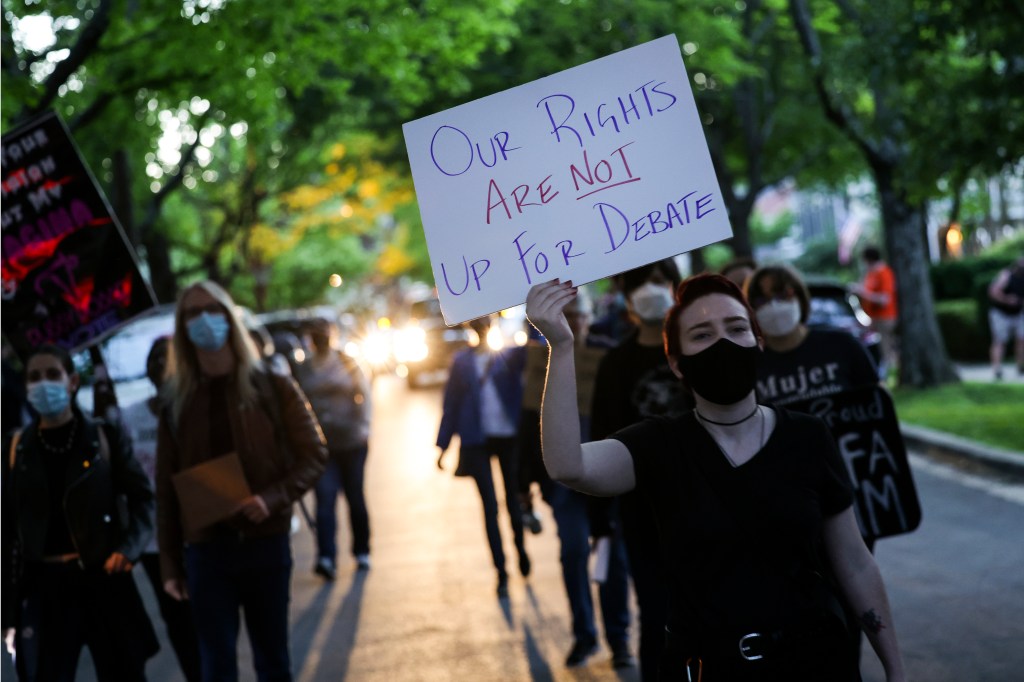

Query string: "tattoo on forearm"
[860, 608, 886, 635]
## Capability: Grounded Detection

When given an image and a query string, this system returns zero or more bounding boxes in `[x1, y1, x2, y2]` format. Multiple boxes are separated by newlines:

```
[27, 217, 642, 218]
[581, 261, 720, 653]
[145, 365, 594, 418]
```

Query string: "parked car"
[74, 304, 177, 414]
[804, 277, 882, 366]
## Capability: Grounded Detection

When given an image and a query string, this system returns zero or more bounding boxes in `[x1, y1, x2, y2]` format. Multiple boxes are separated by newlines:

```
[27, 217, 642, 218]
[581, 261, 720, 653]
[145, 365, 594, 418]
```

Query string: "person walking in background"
[852, 245, 899, 379]
[517, 287, 634, 669]
[119, 336, 202, 682]
[436, 314, 530, 598]
[295, 318, 373, 579]
[526, 274, 907, 681]
[3, 344, 158, 681]
[157, 281, 327, 682]
[589, 258, 691, 682]
[986, 256, 1024, 380]
[747, 264, 879, 406]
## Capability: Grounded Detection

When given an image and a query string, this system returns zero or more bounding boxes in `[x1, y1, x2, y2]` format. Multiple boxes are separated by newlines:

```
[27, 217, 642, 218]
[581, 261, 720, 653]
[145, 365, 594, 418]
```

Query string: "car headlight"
[358, 329, 393, 367]
[394, 326, 429, 363]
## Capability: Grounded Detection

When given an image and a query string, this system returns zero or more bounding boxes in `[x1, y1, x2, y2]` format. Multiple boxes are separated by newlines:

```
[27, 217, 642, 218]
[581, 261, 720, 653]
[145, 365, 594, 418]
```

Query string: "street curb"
[901, 423, 1024, 476]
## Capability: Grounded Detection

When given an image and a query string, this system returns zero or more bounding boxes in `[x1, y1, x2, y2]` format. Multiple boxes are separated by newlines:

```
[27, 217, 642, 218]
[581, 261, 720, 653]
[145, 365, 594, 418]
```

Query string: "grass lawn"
[892, 381, 1024, 453]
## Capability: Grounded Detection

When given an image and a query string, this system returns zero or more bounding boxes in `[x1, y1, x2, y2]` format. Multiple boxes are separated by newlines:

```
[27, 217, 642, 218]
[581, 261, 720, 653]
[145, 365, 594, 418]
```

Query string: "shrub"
[929, 256, 1010, 301]
[934, 298, 989, 361]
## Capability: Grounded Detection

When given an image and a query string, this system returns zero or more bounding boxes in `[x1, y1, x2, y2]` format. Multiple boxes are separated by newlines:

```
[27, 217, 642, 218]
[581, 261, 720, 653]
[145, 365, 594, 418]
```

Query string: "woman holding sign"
[525, 274, 906, 681]
[156, 281, 326, 682]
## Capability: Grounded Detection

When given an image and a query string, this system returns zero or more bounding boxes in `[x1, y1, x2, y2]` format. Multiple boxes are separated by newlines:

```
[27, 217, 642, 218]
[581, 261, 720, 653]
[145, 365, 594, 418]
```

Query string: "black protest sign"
[1, 111, 156, 357]
[790, 386, 922, 540]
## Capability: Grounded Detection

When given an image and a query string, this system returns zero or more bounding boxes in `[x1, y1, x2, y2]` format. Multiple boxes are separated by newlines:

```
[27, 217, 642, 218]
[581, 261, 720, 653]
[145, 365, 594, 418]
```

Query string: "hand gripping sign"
[403, 35, 732, 326]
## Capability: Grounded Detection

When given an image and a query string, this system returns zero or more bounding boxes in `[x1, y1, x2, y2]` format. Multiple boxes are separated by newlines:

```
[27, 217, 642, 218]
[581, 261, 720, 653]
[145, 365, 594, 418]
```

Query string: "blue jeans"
[185, 534, 293, 682]
[543, 481, 631, 647]
[314, 443, 371, 560]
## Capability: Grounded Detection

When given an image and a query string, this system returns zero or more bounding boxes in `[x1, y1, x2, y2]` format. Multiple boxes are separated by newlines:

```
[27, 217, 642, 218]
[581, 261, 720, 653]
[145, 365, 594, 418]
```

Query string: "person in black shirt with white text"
[525, 273, 906, 681]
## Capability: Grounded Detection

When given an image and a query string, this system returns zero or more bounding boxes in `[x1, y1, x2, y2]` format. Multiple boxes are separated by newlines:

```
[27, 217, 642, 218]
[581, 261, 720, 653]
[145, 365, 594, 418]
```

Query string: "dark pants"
[141, 553, 202, 682]
[461, 436, 527, 578]
[15, 562, 155, 682]
[184, 534, 293, 682]
[620, 490, 670, 682]
[314, 443, 371, 560]
[543, 480, 631, 647]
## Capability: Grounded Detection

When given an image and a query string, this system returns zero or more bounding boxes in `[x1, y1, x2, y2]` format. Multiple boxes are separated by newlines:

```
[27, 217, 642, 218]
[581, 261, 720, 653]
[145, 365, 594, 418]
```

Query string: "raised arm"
[526, 280, 635, 497]
[823, 508, 906, 682]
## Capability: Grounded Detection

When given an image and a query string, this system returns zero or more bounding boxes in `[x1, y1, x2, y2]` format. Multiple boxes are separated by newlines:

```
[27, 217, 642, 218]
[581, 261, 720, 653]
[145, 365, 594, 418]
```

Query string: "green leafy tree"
[2, 0, 521, 302]
[787, 0, 1024, 387]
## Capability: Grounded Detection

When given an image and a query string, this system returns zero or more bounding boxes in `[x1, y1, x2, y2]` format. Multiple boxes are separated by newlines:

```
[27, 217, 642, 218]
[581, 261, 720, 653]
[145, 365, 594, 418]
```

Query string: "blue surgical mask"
[27, 380, 71, 418]
[186, 312, 230, 351]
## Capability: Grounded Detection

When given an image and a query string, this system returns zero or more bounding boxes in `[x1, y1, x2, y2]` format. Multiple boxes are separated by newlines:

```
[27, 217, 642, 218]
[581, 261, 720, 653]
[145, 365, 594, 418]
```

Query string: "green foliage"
[2, 0, 522, 305]
[934, 298, 988, 361]
[699, 243, 735, 274]
[793, 236, 842, 276]
[892, 382, 1024, 452]
[929, 256, 1011, 301]
[750, 209, 794, 247]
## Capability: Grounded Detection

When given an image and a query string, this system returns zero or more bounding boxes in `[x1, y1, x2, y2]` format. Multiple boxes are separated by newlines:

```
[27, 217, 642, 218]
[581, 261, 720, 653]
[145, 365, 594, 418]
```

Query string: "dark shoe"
[610, 641, 636, 669]
[565, 638, 598, 667]
[497, 573, 509, 599]
[522, 510, 543, 534]
[355, 553, 371, 571]
[314, 557, 336, 581]
[518, 551, 531, 578]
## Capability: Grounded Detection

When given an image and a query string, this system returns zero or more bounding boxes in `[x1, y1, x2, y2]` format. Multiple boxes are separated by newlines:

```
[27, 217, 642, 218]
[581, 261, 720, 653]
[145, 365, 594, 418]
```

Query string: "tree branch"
[33, 0, 115, 114]
[138, 118, 208, 234]
[787, 0, 886, 167]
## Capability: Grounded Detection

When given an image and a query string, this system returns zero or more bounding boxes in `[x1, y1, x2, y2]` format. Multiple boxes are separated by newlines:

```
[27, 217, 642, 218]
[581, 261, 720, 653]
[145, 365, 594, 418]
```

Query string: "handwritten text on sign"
[403, 35, 732, 325]
[792, 386, 922, 540]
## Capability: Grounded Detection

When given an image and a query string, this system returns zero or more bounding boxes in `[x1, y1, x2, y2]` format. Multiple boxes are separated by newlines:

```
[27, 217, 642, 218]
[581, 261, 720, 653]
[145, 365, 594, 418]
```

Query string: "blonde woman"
[156, 281, 326, 682]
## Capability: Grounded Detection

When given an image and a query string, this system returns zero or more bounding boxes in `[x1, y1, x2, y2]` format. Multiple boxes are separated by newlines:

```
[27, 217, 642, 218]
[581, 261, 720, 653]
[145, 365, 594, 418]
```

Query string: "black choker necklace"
[695, 405, 759, 427]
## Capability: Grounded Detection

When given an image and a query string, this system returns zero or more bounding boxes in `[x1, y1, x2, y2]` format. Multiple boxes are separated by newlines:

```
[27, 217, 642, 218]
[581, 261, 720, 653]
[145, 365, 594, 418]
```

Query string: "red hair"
[663, 273, 762, 359]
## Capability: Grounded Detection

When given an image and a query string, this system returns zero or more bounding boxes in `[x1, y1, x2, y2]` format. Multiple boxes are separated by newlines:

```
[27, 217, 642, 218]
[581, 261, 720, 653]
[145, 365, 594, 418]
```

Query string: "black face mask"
[675, 338, 760, 405]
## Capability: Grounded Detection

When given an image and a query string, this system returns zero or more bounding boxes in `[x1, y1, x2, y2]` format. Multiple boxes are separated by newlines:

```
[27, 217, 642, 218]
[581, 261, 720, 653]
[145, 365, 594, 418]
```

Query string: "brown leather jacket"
[156, 367, 327, 583]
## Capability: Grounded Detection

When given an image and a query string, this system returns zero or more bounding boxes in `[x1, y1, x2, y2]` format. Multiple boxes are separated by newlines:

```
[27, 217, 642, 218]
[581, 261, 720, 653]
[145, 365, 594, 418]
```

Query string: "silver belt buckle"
[738, 632, 764, 661]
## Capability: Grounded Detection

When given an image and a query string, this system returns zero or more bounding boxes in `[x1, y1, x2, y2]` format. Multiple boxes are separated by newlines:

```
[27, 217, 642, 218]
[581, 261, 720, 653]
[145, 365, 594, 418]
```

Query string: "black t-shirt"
[756, 328, 878, 407]
[207, 375, 234, 457]
[589, 335, 693, 440]
[612, 408, 853, 635]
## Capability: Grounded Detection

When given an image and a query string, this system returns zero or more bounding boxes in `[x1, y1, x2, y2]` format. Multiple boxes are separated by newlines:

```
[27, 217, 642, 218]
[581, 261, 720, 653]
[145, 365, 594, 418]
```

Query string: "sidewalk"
[899, 363, 1024, 477]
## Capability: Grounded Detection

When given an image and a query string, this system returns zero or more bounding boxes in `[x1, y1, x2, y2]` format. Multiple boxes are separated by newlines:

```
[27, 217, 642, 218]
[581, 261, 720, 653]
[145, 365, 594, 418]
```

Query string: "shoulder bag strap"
[8, 429, 23, 470]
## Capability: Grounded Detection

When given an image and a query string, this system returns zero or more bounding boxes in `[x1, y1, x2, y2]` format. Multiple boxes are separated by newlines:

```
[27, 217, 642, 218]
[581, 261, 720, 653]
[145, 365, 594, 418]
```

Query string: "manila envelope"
[171, 452, 251, 535]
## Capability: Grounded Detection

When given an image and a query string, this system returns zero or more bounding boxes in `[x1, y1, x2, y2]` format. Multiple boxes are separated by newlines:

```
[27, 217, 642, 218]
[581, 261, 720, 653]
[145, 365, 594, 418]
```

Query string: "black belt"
[669, 620, 831, 664]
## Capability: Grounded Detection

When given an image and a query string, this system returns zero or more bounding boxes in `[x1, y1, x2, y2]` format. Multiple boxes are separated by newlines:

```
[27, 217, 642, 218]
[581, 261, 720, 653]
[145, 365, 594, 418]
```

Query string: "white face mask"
[629, 282, 674, 323]
[756, 299, 802, 337]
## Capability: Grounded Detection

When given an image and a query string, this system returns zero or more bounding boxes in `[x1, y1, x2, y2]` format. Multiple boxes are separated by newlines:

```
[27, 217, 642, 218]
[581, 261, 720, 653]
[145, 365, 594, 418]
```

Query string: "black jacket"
[2, 411, 155, 628]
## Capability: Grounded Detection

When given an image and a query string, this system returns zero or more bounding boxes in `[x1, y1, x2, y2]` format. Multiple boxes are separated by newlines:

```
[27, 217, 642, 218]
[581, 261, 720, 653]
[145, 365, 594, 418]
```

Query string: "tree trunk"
[142, 231, 177, 303]
[875, 167, 959, 387]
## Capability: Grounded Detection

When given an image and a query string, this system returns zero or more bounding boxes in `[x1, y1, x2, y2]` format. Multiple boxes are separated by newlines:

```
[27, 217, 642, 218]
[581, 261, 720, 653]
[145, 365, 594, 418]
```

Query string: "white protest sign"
[403, 34, 732, 325]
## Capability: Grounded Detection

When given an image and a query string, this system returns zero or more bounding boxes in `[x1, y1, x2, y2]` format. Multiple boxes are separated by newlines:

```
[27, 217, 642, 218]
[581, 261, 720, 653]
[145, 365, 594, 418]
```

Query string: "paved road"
[5, 372, 1022, 681]
[859, 453, 1024, 682]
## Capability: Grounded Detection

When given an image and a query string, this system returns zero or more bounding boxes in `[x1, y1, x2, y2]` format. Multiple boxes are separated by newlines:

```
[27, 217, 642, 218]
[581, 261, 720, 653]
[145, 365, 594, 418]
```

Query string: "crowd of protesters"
[1, 247, 919, 681]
